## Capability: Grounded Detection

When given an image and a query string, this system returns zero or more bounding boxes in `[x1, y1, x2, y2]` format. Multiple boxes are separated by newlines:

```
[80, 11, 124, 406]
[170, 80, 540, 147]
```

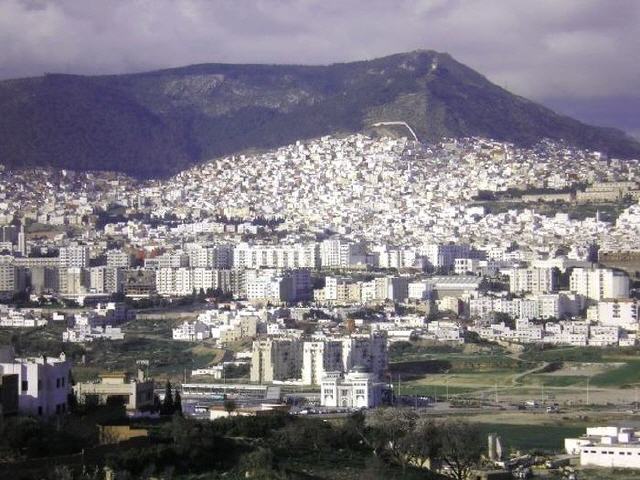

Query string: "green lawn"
[522, 375, 587, 387]
[521, 347, 605, 363]
[475, 423, 585, 453]
[398, 383, 479, 397]
[590, 360, 640, 387]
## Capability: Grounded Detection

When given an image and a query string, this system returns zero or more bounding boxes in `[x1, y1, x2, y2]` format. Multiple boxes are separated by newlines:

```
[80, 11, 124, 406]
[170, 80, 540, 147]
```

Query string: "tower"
[17, 221, 26, 256]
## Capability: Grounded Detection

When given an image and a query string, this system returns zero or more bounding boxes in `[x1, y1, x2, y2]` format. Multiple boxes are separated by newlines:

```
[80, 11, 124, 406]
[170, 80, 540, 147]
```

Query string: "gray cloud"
[0, 0, 638, 103]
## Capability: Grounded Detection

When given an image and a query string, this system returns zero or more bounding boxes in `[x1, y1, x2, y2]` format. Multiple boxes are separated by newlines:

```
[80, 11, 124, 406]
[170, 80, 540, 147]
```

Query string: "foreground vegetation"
[1, 404, 488, 480]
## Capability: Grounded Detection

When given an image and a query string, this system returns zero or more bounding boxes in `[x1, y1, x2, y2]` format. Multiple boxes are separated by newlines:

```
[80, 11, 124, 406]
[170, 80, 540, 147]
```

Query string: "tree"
[401, 418, 442, 469]
[366, 408, 418, 473]
[161, 381, 174, 415]
[223, 398, 237, 416]
[239, 447, 283, 479]
[173, 390, 182, 415]
[439, 421, 483, 480]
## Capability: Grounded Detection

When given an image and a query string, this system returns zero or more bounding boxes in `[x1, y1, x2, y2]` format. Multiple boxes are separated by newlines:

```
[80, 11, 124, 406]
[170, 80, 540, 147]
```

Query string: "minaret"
[17, 220, 26, 256]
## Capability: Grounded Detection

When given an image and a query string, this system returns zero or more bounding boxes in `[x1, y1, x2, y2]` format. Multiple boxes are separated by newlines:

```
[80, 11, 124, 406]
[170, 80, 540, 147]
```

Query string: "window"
[21, 380, 28, 392]
[37, 406, 42, 416]
[56, 378, 60, 388]
[38, 379, 42, 391]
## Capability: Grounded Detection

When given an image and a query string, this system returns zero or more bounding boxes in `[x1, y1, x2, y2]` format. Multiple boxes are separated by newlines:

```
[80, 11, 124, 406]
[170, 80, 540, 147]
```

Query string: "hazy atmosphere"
[1, 0, 639, 136]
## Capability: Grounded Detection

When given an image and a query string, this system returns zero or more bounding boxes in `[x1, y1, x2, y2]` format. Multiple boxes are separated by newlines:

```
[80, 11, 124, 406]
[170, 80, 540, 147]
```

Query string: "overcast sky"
[1, 0, 638, 133]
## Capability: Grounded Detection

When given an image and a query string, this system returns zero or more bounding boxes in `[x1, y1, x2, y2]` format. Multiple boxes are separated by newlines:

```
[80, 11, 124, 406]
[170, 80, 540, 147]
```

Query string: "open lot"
[392, 344, 640, 406]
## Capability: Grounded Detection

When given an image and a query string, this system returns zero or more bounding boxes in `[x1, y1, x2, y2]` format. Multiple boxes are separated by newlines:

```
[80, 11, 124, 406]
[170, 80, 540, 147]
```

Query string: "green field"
[389, 344, 640, 403]
[475, 423, 584, 452]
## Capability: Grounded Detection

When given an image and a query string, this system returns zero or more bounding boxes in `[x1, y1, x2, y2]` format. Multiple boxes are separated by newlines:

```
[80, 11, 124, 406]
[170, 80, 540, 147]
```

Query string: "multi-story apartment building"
[421, 243, 472, 270]
[106, 250, 131, 268]
[597, 299, 639, 330]
[59, 244, 90, 268]
[341, 332, 388, 381]
[250, 338, 302, 383]
[233, 243, 317, 270]
[302, 339, 343, 385]
[570, 267, 629, 302]
[508, 267, 556, 294]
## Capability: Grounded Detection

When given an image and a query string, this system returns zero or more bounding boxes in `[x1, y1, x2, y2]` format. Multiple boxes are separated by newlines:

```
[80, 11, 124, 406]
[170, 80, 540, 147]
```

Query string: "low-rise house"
[566, 426, 640, 469]
[74, 371, 155, 412]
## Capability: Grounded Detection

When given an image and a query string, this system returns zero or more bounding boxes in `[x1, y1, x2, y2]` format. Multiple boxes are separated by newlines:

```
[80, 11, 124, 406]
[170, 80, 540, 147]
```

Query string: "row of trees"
[161, 381, 182, 416]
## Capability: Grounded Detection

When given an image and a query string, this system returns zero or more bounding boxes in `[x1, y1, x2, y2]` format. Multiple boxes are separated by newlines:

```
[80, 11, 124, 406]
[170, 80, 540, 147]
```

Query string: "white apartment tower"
[341, 332, 388, 380]
[302, 340, 343, 385]
[509, 267, 556, 294]
[570, 267, 629, 302]
[250, 338, 302, 383]
[59, 244, 90, 268]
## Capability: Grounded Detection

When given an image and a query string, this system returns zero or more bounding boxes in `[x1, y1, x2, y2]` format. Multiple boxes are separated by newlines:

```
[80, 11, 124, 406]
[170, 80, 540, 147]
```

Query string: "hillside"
[0, 50, 639, 178]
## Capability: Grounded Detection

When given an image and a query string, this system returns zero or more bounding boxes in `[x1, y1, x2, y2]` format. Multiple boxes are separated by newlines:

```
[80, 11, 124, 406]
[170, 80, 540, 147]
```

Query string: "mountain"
[1, 50, 639, 178]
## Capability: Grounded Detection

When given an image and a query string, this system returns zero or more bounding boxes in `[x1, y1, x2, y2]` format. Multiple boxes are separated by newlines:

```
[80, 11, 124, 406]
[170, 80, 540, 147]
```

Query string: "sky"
[1, 0, 638, 136]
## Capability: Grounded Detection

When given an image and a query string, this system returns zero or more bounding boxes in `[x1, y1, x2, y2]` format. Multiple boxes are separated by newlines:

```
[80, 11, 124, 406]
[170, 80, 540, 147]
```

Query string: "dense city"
[1, 134, 640, 478]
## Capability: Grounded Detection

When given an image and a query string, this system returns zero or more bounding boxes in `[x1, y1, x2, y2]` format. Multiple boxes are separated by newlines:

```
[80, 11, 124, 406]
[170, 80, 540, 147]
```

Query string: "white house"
[0, 348, 71, 416]
[172, 320, 211, 341]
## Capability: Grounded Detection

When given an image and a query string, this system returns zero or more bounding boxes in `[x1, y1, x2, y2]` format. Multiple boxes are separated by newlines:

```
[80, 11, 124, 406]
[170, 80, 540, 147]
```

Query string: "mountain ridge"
[0, 50, 638, 178]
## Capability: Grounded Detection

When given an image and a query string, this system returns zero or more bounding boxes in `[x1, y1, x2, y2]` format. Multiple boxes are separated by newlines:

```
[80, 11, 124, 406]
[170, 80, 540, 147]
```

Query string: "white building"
[172, 320, 211, 341]
[302, 339, 343, 385]
[234, 242, 317, 270]
[62, 325, 125, 343]
[320, 369, 384, 408]
[408, 280, 433, 301]
[59, 244, 90, 268]
[422, 244, 471, 270]
[0, 306, 47, 328]
[0, 349, 71, 416]
[566, 426, 640, 469]
[570, 267, 629, 302]
[341, 332, 388, 380]
[597, 299, 639, 330]
[508, 267, 555, 294]
[106, 250, 131, 268]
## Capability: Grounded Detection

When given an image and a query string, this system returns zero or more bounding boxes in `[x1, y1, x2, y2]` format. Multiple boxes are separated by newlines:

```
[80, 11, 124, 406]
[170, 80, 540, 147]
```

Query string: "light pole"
[586, 377, 590, 406]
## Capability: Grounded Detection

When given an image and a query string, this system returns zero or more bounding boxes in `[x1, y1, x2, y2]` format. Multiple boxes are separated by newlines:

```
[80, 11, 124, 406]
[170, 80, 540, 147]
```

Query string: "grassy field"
[474, 422, 584, 453]
[588, 360, 640, 387]
[389, 344, 640, 404]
